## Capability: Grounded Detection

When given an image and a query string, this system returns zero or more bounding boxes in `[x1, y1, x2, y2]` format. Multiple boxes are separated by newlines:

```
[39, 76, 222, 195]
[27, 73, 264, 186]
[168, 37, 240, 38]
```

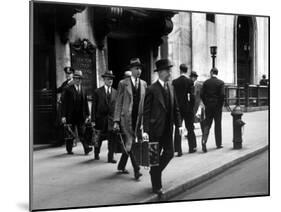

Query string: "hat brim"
[102, 74, 115, 78]
[127, 63, 144, 69]
[154, 65, 173, 72]
[73, 75, 83, 78]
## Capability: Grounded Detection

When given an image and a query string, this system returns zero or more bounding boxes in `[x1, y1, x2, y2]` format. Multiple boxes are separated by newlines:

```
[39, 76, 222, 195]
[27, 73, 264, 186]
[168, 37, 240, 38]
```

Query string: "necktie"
[135, 78, 138, 90]
[106, 87, 111, 102]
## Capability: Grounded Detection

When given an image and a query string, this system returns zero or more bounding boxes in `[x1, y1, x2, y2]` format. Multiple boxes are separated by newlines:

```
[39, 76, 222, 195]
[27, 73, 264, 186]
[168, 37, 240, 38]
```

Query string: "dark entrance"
[33, 4, 57, 144]
[236, 16, 255, 85]
[107, 37, 152, 88]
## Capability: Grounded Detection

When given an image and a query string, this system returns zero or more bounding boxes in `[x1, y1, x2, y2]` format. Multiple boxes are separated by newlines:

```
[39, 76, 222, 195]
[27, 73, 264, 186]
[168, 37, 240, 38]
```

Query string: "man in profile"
[200, 68, 225, 153]
[61, 70, 92, 155]
[172, 64, 196, 155]
[143, 59, 182, 196]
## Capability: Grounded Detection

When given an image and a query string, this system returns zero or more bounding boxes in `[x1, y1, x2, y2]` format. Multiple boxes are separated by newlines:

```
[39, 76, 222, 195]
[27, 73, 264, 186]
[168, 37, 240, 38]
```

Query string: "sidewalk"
[32, 110, 269, 210]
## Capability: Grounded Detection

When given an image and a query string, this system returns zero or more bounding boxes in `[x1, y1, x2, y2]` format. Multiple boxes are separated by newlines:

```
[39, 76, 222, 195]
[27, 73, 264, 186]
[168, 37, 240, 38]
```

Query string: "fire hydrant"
[231, 105, 246, 149]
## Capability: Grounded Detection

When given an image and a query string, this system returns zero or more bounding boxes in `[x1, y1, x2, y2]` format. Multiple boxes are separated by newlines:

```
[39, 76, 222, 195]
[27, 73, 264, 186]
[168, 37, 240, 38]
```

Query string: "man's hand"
[85, 116, 91, 124]
[142, 132, 149, 141]
[178, 127, 183, 135]
[91, 122, 96, 127]
[61, 117, 66, 124]
[113, 122, 120, 132]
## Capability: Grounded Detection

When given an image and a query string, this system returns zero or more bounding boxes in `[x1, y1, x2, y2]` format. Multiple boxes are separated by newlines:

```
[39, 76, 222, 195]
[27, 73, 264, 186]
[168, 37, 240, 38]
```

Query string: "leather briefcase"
[133, 139, 159, 167]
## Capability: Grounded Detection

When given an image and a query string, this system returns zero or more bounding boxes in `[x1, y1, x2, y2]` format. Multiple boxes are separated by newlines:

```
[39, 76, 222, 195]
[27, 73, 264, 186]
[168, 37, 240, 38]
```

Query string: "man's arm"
[91, 90, 98, 123]
[143, 87, 152, 135]
[113, 81, 124, 123]
[219, 82, 225, 107]
[174, 90, 182, 128]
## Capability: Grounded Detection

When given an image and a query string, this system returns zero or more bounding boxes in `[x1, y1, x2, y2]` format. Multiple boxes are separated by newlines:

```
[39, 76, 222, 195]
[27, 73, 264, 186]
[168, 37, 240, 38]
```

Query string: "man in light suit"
[91, 70, 117, 163]
[113, 58, 147, 180]
[143, 59, 182, 196]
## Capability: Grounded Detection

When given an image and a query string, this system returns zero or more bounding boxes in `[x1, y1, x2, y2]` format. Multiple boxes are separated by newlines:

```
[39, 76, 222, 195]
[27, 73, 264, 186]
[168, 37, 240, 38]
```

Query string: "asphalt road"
[170, 150, 269, 201]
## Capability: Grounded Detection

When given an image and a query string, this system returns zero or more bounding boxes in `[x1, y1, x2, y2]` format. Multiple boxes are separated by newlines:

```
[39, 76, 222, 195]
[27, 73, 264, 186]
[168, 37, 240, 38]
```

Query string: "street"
[32, 110, 268, 210]
[170, 150, 269, 201]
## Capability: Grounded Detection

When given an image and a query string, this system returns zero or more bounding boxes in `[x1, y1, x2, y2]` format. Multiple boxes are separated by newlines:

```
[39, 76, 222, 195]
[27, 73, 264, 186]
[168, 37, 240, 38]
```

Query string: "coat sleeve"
[174, 90, 182, 128]
[190, 81, 195, 108]
[143, 86, 152, 134]
[61, 88, 70, 119]
[219, 82, 225, 107]
[200, 82, 206, 106]
[84, 91, 90, 117]
[113, 81, 125, 123]
[91, 90, 98, 122]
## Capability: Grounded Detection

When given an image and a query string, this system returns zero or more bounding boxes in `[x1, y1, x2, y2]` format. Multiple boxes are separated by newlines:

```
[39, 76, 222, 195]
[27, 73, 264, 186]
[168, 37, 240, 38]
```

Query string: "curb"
[140, 145, 268, 203]
[33, 144, 56, 151]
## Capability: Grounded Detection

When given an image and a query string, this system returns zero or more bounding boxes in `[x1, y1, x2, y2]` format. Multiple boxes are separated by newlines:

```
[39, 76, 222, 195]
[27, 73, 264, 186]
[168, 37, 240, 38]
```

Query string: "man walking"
[143, 59, 182, 196]
[91, 70, 117, 163]
[56, 66, 74, 147]
[61, 70, 92, 155]
[172, 64, 196, 155]
[113, 58, 147, 180]
[200, 68, 225, 152]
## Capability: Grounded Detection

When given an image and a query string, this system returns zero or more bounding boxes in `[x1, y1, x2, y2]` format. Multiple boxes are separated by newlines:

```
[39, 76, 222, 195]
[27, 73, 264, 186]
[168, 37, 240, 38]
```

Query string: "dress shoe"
[202, 143, 207, 153]
[152, 188, 163, 198]
[108, 159, 117, 164]
[217, 145, 223, 149]
[134, 171, 143, 180]
[189, 148, 197, 153]
[118, 169, 129, 174]
[84, 147, 93, 155]
[94, 155, 100, 160]
[177, 152, 183, 157]
[67, 152, 74, 155]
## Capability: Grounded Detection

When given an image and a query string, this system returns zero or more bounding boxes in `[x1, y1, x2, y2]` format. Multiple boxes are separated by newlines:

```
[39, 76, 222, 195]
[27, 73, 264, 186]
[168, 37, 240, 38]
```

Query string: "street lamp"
[210, 46, 217, 68]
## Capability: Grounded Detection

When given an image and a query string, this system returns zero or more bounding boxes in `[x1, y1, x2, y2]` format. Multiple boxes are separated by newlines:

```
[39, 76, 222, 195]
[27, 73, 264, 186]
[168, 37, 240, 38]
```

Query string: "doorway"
[236, 16, 256, 86]
[107, 37, 152, 88]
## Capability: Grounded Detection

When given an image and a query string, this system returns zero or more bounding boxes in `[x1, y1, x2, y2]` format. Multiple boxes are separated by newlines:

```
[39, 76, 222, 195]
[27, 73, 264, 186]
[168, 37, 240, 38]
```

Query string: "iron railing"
[225, 84, 269, 108]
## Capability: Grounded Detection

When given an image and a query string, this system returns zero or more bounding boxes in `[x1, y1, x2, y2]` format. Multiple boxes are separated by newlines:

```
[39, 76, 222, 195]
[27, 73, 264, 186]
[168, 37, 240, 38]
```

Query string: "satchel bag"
[133, 137, 160, 167]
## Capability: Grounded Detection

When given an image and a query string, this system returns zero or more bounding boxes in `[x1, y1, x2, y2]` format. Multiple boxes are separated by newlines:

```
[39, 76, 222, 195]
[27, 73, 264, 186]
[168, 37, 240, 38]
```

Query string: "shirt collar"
[158, 79, 165, 88]
[181, 73, 189, 78]
[131, 76, 139, 85]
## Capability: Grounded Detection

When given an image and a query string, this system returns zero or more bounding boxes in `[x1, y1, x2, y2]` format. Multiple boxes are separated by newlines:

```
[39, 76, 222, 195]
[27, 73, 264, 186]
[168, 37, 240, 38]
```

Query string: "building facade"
[32, 3, 269, 144]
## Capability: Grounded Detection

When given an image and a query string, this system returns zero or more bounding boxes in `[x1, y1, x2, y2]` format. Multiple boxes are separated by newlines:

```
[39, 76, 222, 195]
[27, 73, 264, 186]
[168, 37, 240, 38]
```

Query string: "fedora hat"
[190, 71, 198, 78]
[154, 59, 173, 72]
[127, 58, 144, 69]
[64, 66, 74, 74]
[73, 70, 83, 78]
[102, 70, 115, 78]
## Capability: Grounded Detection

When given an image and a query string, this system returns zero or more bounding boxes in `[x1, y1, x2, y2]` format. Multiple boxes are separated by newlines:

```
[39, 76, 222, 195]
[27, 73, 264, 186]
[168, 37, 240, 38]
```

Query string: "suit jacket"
[91, 86, 117, 132]
[201, 76, 225, 108]
[113, 77, 147, 151]
[143, 81, 182, 140]
[172, 75, 195, 115]
[61, 84, 90, 124]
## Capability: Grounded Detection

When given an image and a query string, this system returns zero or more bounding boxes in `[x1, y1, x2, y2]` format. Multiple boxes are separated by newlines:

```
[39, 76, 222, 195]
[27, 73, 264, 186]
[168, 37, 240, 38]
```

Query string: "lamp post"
[210, 46, 217, 68]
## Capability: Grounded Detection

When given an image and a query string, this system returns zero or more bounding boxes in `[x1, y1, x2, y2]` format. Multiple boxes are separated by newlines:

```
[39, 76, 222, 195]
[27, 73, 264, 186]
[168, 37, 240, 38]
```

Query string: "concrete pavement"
[31, 110, 268, 210]
[170, 150, 268, 200]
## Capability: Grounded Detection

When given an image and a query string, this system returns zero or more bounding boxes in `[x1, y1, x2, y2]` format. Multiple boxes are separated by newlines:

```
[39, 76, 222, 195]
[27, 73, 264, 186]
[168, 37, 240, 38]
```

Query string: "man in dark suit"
[172, 64, 196, 155]
[91, 70, 117, 163]
[200, 68, 225, 153]
[57, 67, 74, 94]
[61, 70, 93, 155]
[113, 58, 147, 180]
[55, 66, 74, 147]
[143, 59, 182, 196]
